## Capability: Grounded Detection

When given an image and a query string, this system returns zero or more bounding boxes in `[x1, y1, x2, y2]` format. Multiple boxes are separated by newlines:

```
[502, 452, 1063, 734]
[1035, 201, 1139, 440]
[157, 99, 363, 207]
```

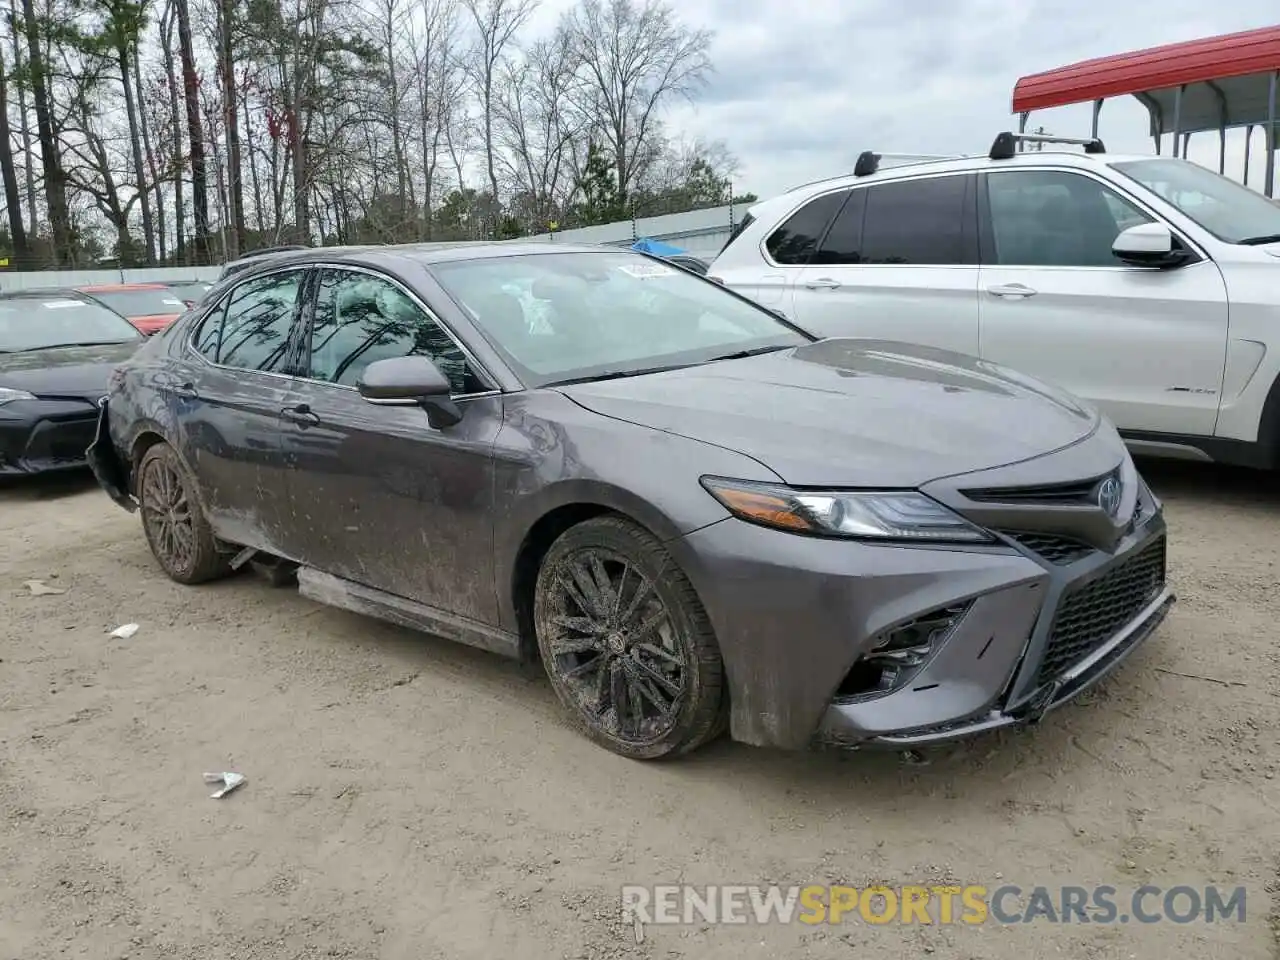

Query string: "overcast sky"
[525, 0, 1279, 199]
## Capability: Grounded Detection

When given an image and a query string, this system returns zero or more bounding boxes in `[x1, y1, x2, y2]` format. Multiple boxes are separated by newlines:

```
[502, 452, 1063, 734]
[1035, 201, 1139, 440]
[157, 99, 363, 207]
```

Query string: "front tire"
[533, 516, 726, 759]
[137, 442, 231, 585]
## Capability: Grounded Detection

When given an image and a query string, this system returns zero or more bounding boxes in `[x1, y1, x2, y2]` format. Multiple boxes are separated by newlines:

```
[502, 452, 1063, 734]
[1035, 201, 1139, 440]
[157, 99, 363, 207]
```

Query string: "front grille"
[1006, 531, 1095, 565]
[962, 471, 1115, 506]
[1036, 536, 1166, 686]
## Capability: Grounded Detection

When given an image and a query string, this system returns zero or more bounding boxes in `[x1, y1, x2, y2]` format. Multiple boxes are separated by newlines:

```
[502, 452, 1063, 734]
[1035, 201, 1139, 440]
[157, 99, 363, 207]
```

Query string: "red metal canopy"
[1013, 25, 1280, 116]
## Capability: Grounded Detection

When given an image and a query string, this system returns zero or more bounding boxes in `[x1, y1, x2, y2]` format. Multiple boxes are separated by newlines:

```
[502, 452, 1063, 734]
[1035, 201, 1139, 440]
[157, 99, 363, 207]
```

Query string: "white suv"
[711, 133, 1280, 469]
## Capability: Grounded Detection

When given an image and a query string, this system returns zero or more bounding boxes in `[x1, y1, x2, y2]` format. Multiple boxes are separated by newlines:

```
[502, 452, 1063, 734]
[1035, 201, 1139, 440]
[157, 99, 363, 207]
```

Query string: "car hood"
[0, 340, 140, 401]
[557, 338, 1100, 488]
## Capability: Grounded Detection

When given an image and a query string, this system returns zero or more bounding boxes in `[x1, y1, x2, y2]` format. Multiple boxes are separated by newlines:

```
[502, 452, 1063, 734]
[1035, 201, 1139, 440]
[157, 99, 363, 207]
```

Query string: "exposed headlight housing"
[0, 387, 36, 405]
[700, 477, 995, 543]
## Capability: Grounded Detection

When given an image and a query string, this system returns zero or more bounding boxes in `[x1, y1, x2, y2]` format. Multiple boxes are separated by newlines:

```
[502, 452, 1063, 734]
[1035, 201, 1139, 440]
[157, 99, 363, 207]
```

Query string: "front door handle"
[986, 283, 1038, 299]
[281, 403, 320, 426]
[804, 277, 842, 290]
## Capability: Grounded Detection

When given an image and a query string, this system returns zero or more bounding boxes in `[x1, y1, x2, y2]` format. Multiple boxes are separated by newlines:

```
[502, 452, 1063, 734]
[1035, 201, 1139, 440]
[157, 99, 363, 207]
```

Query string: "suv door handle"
[281, 403, 320, 426]
[804, 277, 842, 290]
[986, 283, 1038, 299]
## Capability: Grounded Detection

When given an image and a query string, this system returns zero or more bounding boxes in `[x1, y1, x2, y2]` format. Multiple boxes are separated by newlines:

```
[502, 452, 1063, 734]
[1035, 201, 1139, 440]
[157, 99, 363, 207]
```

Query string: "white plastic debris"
[24, 580, 66, 596]
[107, 623, 139, 639]
[203, 771, 247, 799]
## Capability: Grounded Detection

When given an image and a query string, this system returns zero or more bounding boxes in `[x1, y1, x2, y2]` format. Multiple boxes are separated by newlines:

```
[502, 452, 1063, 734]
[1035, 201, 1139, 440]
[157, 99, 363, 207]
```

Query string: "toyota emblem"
[1097, 475, 1122, 518]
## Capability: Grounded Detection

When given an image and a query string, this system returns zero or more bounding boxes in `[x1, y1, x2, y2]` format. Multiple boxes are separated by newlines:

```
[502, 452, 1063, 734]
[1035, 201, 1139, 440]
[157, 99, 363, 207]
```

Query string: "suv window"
[986, 170, 1155, 267]
[811, 190, 867, 264]
[201, 270, 303, 371]
[859, 176, 968, 265]
[765, 190, 848, 265]
[307, 269, 482, 394]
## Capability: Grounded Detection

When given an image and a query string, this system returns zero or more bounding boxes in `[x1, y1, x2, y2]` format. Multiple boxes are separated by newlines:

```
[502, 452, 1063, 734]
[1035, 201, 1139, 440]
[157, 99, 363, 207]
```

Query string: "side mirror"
[357, 356, 462, 429]
[1112, 222, 1189, 268]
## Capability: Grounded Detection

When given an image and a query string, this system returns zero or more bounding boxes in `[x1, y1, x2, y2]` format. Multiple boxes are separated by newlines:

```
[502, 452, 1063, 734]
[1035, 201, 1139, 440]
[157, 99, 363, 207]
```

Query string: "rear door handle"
[281, 403, 320, 426]
[986, 283, 1038, 299]
[804, 277, 842, 290]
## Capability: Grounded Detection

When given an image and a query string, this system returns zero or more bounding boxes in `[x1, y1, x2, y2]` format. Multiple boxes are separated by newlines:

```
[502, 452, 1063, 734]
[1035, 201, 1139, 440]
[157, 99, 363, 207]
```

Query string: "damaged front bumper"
[85, 397, 137, 512]
[676, 497, 1171, 752]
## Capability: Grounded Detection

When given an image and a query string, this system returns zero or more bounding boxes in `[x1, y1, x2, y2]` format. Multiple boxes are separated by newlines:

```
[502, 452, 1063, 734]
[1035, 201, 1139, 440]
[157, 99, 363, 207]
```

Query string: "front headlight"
[0, 387, 36, 405]
[700, 477, 995, 543]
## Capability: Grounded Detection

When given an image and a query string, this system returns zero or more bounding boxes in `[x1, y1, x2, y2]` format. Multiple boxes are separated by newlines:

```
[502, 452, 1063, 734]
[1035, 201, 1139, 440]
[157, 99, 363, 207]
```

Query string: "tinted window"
[860, 176, 967, 265]
[216, 271, 302, 371]
[765, 190, 848, 265]
[811, 190, 867, 265]
[192, 305, 222, 359]
[307, 269, 480, 394]
[986, 171, 1154, 267]
[720, 212, 755, 253]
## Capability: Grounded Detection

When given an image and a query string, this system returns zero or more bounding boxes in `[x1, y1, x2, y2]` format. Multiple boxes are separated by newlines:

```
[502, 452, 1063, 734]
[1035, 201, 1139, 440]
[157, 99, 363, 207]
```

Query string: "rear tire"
[137, 443, 231, 585]
[533, 515, 726, 759]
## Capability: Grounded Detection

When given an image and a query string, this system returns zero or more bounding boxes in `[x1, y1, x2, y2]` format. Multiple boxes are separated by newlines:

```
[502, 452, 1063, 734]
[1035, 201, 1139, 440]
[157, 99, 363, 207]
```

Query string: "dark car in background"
[89, 242, 1171, 760]
[0, 291, 143, 475]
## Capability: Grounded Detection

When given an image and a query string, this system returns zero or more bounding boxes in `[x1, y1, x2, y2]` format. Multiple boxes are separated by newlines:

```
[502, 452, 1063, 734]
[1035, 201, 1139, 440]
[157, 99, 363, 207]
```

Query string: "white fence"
[0, 205, 749, 289]
[0, 265, 223, 292]
[522, 203, 748, 258]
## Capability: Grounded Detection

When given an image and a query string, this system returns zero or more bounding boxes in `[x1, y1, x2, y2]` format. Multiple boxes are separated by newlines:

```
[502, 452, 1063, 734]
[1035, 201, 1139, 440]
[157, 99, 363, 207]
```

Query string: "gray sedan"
[88, 242, 1172, 759]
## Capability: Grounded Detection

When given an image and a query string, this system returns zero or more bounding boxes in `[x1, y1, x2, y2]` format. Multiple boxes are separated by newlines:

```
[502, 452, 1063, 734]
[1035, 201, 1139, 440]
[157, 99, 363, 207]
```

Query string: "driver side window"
[306, 269, 482, 394]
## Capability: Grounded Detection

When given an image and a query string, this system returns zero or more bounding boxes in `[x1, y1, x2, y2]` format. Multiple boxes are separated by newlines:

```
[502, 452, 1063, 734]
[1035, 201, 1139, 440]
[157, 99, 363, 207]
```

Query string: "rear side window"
[811, 190, 867, 265]
[859, 176, 968, 265]
[719, 212, 755, 253]
[195, 270, 303, 372]
[765, 190, 848, 265]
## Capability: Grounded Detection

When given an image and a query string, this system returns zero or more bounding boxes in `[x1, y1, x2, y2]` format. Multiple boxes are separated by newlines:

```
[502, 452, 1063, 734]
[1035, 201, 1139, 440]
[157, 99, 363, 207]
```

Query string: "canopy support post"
[1206, 79, 1229, 173]
[1172, 85, 1184, 158]
[1244, 125, 1254, 186]
[1018, 111, 1029, 152]
[1091, 99, 1103, 138]
[1267, 71, 1277, 198]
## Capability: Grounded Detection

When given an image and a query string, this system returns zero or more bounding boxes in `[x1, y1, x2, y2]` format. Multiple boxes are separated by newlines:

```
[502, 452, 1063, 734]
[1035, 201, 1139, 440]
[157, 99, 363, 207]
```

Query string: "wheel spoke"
[628, 609, 669, 642]
[609, 658, 628, 731]
[618, 576, 654, 625]
[562, 652, 605, 682]
[550, 614, 604, 636]
[635, 642, 683, 669]
[630, 654, 683, 699]
[547, 634, 603, 657]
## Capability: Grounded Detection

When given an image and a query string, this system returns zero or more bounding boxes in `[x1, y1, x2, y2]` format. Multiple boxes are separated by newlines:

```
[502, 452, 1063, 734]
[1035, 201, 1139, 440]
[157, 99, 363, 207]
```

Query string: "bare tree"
[21, 0, 74, 262]
[461, 0, 536, 207]
[493, 25, 580, 226]
[7, 0, 36, 234]
[565, 0, 711, 203]
[174, 0, 211, 262]
[0, 45, 32, 265]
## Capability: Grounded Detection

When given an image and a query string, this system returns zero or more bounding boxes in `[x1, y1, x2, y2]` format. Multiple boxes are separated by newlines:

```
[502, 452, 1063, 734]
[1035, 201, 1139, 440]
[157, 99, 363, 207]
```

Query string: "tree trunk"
[0, 50, 32, 267]
[160, 0, 185, 262]
[217, 0, 244, 258]
[20, 0, 72, 263]
[174, 0, 211, 264]
[7, 0, 35, 236]
[118, 42, 156, 263]
[244, 97, 266, 236]
[133, 46, 165, 261]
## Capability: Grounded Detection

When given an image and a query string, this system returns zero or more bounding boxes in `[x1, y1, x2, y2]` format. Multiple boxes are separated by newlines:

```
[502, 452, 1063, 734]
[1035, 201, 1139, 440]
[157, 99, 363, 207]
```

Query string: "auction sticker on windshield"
[618, 263, 677, 279]
[41, 300, 88, 309]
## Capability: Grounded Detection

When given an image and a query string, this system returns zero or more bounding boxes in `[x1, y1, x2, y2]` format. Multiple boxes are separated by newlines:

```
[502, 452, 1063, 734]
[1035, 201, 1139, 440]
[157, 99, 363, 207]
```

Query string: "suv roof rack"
[989, 131, 1106, 160]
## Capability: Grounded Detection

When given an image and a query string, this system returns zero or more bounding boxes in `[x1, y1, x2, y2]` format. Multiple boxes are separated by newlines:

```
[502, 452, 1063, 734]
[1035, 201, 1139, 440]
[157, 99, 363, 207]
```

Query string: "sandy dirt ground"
[0, 460, 1276, 960]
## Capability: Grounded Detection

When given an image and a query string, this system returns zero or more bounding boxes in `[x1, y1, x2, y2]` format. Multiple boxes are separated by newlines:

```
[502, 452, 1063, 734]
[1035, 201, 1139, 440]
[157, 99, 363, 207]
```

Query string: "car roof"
[221, 240, 637, 278]
[0, 288, 94, 301]
[755, 149, 1165, 214]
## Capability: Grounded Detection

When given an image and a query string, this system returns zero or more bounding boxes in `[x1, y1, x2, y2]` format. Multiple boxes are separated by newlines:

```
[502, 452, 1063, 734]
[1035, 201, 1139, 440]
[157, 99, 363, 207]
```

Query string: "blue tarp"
[631, 237, 687, 256]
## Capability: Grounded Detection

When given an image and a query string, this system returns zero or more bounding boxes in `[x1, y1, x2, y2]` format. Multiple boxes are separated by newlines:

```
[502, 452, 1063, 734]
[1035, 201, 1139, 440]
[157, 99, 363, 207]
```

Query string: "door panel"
[168, 269, 307, 552]
[278, 267, 501, 621]
[977, 169, 1229, 436]
[279, 383, 502, 620]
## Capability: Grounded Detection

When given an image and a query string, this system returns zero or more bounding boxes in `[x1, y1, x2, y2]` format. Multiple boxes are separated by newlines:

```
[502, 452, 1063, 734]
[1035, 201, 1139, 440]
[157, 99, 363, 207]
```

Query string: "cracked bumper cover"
[674, 504, 1170, 752]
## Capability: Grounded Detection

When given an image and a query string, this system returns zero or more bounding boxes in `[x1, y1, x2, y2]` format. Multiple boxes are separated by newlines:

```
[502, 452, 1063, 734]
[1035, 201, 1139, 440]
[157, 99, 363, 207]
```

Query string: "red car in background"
[75, 283, 190, 336]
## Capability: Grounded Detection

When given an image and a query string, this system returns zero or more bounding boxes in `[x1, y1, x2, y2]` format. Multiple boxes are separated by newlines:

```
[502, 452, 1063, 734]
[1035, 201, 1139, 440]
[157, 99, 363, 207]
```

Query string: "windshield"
[0, 297, 142, 351]
[429, 250, 808, 387]
[85, 288, 188, 317]
[1110, 158, 1280, 244]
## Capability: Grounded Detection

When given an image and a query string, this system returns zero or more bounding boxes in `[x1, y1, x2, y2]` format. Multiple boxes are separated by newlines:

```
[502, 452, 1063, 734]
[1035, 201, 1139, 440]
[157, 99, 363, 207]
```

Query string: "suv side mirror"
[1112, 222, 1190, 269]
[357, 356, 462, 429]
